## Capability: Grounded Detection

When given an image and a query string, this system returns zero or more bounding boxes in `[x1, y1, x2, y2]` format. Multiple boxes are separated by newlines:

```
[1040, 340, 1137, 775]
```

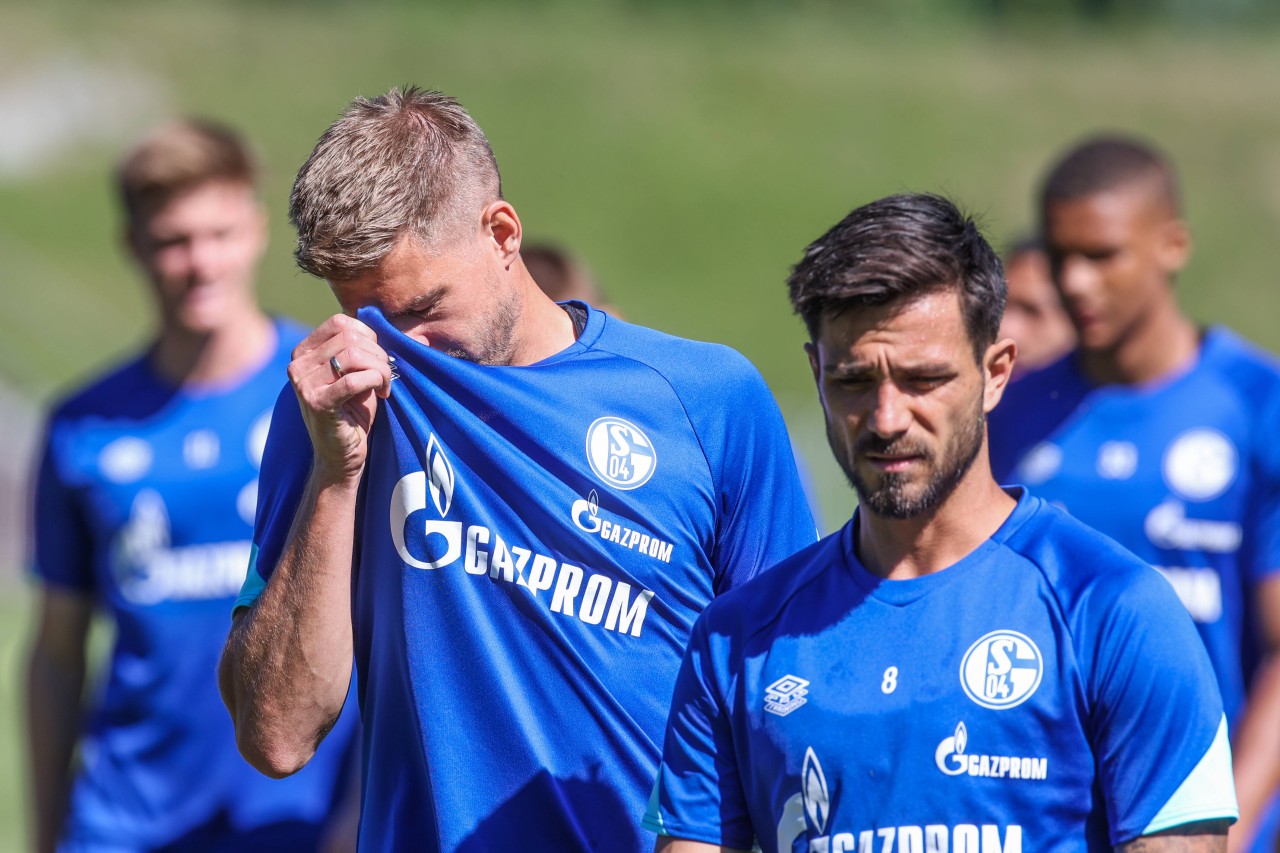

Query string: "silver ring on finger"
[329, 354, 345, 379]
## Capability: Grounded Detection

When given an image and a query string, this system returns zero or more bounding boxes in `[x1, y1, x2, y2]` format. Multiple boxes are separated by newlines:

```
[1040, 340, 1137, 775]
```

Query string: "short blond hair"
[289, 86, 503, 282]
[117, 119, 257, 223]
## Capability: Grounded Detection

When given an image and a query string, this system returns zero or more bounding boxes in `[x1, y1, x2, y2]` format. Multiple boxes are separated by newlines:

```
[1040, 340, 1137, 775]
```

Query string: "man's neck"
[507, 270, 579, 366]
[1079, 300, 1199, 387]
[855, 455, 1017, 581]
[150, 309, 275, 387]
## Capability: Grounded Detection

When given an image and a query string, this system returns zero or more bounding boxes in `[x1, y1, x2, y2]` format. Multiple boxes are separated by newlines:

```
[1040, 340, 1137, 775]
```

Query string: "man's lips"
[861, 453, 923, 473]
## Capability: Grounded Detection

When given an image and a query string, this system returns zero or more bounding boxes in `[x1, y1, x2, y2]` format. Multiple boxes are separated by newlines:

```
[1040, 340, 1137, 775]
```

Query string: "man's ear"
[483, 201, 522, 266]
[1157, 217, 1192, 277]
[982, 338, 1018, 414]
[806, 341, 820, 387]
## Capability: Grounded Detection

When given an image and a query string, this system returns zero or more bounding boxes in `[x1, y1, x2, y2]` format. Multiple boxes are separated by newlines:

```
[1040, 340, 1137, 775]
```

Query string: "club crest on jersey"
[765, 674, 810, 716]
[1163, 429, 1237, 502]
[585, 416, 656, 490]
[960, 630, 1043, 710]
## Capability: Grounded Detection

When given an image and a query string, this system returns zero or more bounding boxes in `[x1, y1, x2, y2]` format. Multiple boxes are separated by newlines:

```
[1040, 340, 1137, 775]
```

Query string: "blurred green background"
[2, 0, 1280, 846]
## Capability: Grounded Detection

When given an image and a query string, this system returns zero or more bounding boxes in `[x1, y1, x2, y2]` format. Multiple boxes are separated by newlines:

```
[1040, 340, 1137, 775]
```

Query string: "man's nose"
[866, 382, 911, 438]
[1055, 255, 1096, 301]
[188, 235, 224, 279]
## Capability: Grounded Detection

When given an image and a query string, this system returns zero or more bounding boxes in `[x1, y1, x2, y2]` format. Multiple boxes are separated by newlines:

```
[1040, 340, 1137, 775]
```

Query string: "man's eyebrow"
[825, 360, 954, 376]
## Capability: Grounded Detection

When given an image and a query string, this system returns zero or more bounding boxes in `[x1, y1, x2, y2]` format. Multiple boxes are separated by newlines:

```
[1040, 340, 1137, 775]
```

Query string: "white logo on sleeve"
[99, 436, 153, 483]
[1163, 429, 1237, 501]
[183, 430, 220, 469]
[1096, 441, 1138, 479]
[960, 631, 1043, 709]
[585, 417, 656, 490]
[1015, 443, 1061, 485]
[765, 674, 810, 716]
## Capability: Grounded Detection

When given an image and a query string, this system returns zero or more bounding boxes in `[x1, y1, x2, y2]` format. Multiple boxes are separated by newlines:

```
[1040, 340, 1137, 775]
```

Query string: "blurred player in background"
[523, 241, 624, 317]
[647, 192, 1235, 852]
[998, 236, 1075, 378]
[218, 87, 815, 852]
[27, 119, 356, 853]
[989, 134, 1280, 851]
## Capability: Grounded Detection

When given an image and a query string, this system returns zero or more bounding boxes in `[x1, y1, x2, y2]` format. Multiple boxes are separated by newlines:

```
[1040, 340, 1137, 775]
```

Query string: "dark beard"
[836, 395, 986, 520]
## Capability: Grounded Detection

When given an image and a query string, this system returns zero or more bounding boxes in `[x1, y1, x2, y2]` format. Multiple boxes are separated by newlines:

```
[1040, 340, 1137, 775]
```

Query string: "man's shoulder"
[1199, 326, 1280, 401]
[1002, 496, 1176, 613]
[49, 352, 156, 423]
[698, 531, 846, 641]
[594, 315, 764, 392]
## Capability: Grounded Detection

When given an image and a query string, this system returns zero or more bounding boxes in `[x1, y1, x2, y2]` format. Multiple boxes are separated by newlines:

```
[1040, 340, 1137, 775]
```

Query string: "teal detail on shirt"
[1142, 715, 1238, 836]
[233, 543, 265, 613]
[642, 768, 669, 835]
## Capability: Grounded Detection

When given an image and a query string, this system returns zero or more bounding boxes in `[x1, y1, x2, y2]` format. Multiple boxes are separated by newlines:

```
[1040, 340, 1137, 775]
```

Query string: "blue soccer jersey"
[237, 303, 817, 852]
[647, 492, 1237, 852]
[32, 320, 357, 851]
[989, 329, 1280, 725]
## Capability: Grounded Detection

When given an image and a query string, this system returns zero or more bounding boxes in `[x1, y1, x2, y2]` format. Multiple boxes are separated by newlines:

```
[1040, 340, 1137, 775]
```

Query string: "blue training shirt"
[989, 329, 1280, 726]
[647, 491, 1237, 852]
[32, 319, 358, 852]
[237, 303, 817, 852]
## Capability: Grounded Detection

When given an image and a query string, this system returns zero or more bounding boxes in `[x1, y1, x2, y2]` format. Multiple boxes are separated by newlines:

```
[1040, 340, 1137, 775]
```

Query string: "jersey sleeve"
[31, 418, 95, 592]
[234, 385, 312, 611]
[703, 357, 817, 593]
[1086, 565, 1238, 844]
[643, 613, 755, 848]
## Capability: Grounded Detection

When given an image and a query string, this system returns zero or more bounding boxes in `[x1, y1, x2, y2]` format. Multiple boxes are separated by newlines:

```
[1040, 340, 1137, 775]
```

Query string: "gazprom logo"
[935, 722, 970, 776]
[802, 747, 830, 836]
[586, 417, 656, 490]
[427, 434, 455, 518]
[390, 434, 462, 569]
[960, 630, 1043, 710]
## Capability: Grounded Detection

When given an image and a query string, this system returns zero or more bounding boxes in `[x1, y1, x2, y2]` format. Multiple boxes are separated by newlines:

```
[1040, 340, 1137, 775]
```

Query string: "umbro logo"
[764, 674, 810, 717]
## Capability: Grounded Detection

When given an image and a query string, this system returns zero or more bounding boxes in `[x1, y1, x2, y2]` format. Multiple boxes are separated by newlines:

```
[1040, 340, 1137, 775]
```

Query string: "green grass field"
[2, 1, 1280, 847]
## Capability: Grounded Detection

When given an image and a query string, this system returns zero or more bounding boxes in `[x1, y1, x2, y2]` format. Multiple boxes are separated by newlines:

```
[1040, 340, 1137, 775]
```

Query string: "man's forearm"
[26, 645, 84, 853]
[219, 469, 360, 777]
[1117, 821, 1231, 852]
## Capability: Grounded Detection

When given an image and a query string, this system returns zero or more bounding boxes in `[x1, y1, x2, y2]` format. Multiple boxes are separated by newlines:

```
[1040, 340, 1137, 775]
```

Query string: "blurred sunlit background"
[2, 0, 1279, 845]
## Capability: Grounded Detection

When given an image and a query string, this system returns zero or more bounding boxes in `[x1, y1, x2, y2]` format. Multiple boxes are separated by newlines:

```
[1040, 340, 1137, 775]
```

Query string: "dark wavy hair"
[787, 192, 1005, 361]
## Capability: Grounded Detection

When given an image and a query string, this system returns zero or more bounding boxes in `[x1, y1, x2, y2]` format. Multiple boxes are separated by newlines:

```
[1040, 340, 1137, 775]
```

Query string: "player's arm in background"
[1226, 579, 1280, 852]
[219, 316, 390, 777]
[1226, 388, 1280, 853]
[656, 839, 747, 853]
[25, 426, 96, 853]
[27, 588, 92, 853]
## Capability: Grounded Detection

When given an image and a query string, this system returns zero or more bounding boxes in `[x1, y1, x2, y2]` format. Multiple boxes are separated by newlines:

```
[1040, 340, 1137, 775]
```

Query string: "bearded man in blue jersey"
[987, 136, 1280, 851]
[27, 121, 358, 852]
[645, 192, 1237, 852]
[217, 87, 816, 852]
